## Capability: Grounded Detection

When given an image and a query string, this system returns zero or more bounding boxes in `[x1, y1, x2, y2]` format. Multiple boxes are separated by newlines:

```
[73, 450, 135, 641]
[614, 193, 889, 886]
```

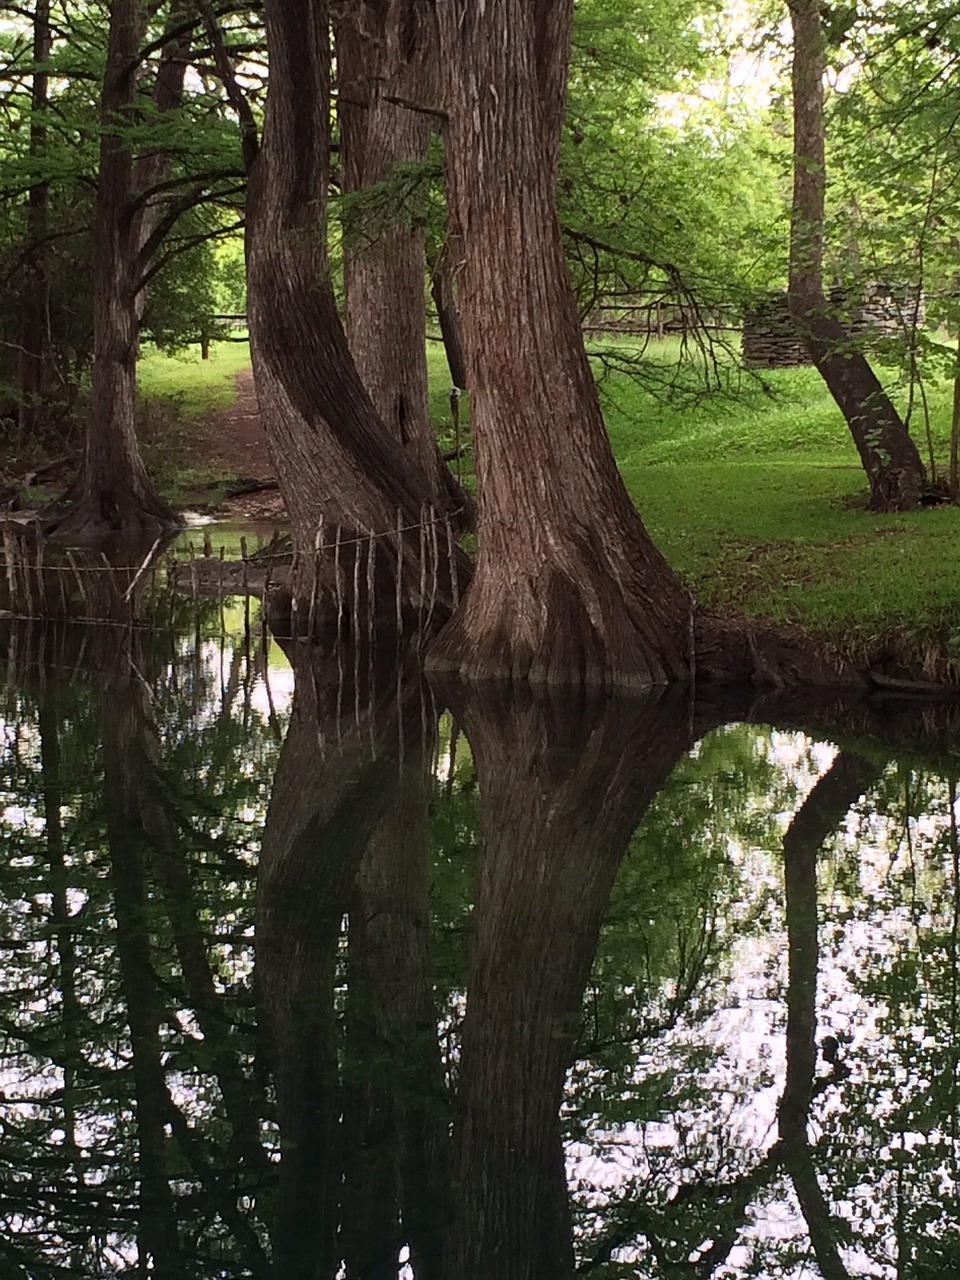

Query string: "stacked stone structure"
[741, 285, 924, 369]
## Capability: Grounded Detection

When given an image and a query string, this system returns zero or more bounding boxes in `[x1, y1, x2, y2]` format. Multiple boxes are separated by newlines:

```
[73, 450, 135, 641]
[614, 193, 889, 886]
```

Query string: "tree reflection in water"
[0, 614, 958, 1277]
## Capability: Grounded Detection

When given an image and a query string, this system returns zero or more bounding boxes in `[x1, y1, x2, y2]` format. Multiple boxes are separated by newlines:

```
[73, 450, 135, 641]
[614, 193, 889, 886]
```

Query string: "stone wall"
[741, 285, 924, 369]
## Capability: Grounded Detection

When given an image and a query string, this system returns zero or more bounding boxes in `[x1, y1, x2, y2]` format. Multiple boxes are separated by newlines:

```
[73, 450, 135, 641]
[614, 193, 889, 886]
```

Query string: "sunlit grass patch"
[139, 340, 252, 416]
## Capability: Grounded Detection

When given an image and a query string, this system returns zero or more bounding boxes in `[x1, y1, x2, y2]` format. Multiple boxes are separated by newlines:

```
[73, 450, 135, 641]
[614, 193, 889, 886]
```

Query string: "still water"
[0, 610, 957, 1279]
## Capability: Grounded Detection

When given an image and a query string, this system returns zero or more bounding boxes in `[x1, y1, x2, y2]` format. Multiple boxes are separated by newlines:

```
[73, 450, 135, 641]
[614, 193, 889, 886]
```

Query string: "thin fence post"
[445, 515, 460, 608]
[308, 516, 323, 640]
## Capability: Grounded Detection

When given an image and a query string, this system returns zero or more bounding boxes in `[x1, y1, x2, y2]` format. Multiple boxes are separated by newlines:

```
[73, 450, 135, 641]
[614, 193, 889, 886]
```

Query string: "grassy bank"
[142, 337, 960, 666]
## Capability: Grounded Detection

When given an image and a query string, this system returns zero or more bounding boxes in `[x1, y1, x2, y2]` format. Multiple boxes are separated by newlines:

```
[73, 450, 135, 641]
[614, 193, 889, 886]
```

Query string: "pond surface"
[0, 612, 958, 1278]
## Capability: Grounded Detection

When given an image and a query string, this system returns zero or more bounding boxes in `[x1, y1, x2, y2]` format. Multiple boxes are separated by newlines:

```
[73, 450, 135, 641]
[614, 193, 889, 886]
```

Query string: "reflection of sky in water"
[570, 731, 960, 1276]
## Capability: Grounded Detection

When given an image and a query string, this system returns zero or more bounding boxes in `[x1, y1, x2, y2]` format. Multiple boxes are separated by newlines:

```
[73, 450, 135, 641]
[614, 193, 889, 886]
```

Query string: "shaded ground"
[188, 368, 287, 522]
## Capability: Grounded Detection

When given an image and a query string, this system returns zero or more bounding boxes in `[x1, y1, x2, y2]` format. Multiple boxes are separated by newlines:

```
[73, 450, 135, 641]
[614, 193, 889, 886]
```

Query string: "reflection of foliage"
[815, 765, 960, 1277]
[571, 725, 790, 1108]
[0, 633, 287, 1275]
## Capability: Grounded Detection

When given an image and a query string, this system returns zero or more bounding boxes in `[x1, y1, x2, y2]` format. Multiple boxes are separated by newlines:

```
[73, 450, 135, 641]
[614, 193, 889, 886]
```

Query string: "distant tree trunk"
[428, 0, 691, 687]
[788, 0, 925, 513]
[132, 4, 191, 330]
[246, 0, 467, 621]
[17, 0, 52, 439]
[338, 0, 471, 529]
[447, 686, 694, 1277]
[51, 0, 180, 541]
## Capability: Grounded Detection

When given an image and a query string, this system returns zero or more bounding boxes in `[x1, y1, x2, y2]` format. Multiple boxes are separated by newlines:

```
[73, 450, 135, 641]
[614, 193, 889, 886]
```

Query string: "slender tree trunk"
[446, 686, 695, 1277]
[430, 242, 468, 391]
[18, 0, 52, 439]
[247, 0, 467, 620]
[787, 0, 925, 513]
[429, 0, 691, 687]
[132, 4, 191, 331]
[338, 1, 471, 529]
[51, 0, 180, 541]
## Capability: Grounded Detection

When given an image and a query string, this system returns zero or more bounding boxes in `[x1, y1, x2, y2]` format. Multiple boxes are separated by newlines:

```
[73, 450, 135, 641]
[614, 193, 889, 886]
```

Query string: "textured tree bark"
[788, 0, 925, 513]
[446, 685, 695, 1277]
[428, 0, 691, 688]
[50, 0, 180, 541]
[248, 0, 468, 622]
[338, 0, 470, 529]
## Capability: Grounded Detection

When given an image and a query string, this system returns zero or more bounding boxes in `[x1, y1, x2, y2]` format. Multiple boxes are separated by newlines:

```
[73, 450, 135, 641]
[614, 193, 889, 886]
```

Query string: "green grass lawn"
[139, 340, 252, 414]
[143, 336, 960, 659]
[598, 343, 960, 657]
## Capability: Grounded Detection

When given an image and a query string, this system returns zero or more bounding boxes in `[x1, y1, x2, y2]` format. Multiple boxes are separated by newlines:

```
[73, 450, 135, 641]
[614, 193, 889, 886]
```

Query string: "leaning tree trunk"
[51, 0, 180, 541]
[338, 0, 470, 529]
[428, 0, 691, 688]
[788, 0, 925, 513]
[247, 0, 468, 627]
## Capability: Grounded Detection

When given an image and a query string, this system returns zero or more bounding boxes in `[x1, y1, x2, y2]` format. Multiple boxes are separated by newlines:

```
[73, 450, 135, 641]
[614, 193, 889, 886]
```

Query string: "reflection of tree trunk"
[103, 685, 181, 1278]
[38, 692, 81, 1157]
[780, 751, 879, 1280]
[446, 686, 694, 1279]
[256, 647, 433, 1279]
[342, 733, 449, 1280]
[130, 705, 270, 1181]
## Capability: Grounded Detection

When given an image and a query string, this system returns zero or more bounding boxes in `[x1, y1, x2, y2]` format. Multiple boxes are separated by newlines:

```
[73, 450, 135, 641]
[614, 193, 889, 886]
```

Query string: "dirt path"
[192, 368, 287, 521]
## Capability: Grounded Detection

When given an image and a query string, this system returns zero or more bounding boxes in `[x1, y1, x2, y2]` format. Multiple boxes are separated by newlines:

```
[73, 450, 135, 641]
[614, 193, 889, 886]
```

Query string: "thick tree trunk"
[338, 1, 470, 529]
[51, 0, 180, 541]
[17, 0, 51, 439]
[788, 0, 925, 513]
[247, 0, 468, 624]
[446, 685, 695, 1277]
[429, 0, 691, 688]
